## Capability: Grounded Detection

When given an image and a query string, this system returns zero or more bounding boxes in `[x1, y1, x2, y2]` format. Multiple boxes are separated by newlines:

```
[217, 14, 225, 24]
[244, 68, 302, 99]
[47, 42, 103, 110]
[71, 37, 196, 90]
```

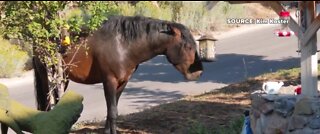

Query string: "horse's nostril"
[198, 71, 203, 76]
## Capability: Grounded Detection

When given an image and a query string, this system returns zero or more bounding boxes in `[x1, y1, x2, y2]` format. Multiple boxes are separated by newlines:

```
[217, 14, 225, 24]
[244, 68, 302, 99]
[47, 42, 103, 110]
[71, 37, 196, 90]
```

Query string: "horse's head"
[161, 23, 203, 81]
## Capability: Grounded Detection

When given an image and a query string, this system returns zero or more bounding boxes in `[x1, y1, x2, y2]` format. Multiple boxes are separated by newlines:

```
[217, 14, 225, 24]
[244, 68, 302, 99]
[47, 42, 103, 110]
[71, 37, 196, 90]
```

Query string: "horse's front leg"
[103, 77, 118, 134]
[103, 69, 135, 134]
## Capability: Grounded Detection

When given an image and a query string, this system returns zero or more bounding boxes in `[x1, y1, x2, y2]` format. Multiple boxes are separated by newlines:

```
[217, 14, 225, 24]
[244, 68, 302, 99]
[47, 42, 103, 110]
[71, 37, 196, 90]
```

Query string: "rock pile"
[250, 86, 320, 134]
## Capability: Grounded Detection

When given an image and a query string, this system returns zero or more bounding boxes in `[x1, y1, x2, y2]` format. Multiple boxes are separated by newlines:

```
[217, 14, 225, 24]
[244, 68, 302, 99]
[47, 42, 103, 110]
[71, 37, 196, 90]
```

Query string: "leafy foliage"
[0, 1, 119, 66]
[66, 1, 119, 38]
[1, 1, 65, 66]
[0, 1, 120, 94]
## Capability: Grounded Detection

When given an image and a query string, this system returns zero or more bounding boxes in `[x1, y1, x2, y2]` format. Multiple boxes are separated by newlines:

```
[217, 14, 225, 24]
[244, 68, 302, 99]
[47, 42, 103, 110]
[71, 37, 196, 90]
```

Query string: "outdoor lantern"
[197, 34, 217, 62]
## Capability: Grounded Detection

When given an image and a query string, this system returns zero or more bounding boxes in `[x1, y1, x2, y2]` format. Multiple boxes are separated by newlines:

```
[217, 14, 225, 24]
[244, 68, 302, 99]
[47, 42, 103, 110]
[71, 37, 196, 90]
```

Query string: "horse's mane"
[100, 15, 196, 46]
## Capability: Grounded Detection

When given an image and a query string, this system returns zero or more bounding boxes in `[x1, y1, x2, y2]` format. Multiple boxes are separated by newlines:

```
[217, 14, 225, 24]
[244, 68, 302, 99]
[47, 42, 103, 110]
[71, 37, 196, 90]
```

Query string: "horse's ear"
[160, 25, 181, 37]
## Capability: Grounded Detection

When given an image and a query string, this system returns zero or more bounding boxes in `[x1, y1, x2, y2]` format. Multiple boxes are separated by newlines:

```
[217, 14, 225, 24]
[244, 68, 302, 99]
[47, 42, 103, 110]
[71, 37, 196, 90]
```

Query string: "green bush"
[212, 117, 244, 134]
[189, 122, 212, 134]
[66, 2, 121, 35]
[188, 116, 244, 134]
[177, 2, 210, 32]
[0, 38, 29, 78]
[114, 2, 172, 21]
[207, 1, 246, 31]
[117, 2, 136, 16]
[158, 1, 247, 33]
[133, 1, 172, 21]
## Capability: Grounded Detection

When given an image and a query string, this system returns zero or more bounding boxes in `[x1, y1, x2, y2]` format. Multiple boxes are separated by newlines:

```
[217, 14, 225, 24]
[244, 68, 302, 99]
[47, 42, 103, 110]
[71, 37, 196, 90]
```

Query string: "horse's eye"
[186, 46, 192, 50]
[183, 43, 190, 49]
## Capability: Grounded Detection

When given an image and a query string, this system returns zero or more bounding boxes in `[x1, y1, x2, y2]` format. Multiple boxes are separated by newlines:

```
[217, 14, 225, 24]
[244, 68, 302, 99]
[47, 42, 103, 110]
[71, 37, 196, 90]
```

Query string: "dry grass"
[244, 3, 278, 19]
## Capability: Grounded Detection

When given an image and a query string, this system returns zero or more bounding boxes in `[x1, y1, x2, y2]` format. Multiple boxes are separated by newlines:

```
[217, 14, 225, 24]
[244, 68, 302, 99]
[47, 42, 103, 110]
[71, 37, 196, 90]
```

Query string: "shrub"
[161, 1, 247, 33]
[114, 1, 172, 20]
[175, 2, 210, 32]
[188, 116, 244, 134]
[0, 38, 29, 78]
[117, 2, 136, 16]
[207, 1, 246, 31]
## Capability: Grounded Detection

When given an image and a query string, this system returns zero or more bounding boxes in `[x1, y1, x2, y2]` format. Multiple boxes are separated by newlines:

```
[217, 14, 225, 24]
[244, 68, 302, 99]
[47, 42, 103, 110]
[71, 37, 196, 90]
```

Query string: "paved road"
[3, 24, 306, 128]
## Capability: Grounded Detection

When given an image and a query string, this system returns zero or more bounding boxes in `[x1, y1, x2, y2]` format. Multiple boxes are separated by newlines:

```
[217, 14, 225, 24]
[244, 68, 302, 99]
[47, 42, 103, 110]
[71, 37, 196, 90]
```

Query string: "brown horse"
[33, 15, 203, 134]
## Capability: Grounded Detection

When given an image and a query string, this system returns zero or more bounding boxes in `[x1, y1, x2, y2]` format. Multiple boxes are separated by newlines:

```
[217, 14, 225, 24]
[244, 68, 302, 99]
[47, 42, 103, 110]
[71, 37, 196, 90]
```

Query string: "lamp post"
[197, 35, 217, 62]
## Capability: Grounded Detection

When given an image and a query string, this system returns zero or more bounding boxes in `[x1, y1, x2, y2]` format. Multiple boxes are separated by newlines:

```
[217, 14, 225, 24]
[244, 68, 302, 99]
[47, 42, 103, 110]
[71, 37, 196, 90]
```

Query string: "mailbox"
[197, 35, 217, 62]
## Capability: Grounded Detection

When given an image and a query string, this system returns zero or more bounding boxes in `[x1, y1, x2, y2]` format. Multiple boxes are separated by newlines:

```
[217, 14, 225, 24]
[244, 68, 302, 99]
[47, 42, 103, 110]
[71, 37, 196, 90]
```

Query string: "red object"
[295, 86, 302, 95]
[280, 11, 290, 17]
[274, 30, 295, 37]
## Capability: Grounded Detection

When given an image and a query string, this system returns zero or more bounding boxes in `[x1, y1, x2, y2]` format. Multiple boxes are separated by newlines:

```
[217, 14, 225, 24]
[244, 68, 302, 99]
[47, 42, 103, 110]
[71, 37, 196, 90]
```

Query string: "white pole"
[300, 1, 318, 97]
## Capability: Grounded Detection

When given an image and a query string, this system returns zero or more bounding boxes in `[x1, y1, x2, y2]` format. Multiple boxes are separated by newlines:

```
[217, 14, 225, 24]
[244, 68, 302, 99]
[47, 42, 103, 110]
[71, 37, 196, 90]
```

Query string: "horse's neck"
[127, 39, 167, 64]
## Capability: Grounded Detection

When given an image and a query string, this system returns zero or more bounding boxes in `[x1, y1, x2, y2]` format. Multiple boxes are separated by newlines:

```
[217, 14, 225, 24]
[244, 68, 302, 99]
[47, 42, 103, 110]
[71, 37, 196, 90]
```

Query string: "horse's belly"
[68, 68, 102, 84]
[64, 49, 102, 84]
[67, 58, 103, 84]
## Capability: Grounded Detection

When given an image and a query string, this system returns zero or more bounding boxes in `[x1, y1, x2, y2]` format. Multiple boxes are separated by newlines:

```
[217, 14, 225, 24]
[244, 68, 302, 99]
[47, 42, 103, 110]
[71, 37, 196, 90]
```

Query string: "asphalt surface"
[3, 24, 308, 133]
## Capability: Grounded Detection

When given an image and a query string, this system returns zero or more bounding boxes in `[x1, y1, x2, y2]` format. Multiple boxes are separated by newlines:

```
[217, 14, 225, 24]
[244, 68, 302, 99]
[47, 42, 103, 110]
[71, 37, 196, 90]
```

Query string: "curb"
[0, 70, 34, 88]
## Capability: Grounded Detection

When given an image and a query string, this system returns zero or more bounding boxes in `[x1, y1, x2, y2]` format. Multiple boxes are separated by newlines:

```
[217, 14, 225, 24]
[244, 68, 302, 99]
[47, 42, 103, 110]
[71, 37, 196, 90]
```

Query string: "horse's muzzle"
[185, 70, 203, 81]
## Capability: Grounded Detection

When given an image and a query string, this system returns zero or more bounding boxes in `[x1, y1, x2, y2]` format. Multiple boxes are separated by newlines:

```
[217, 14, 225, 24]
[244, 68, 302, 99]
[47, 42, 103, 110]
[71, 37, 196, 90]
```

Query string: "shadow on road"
[130, 54, 299, 84]
[121, 86, 184, 110]
[87, 84, 184, 110]
[76, 53, 299, 111]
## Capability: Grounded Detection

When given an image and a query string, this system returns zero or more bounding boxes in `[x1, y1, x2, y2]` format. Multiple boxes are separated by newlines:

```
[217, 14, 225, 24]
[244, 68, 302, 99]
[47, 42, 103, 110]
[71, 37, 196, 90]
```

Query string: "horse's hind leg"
[1, 123, 8, 134]
[33, 56, 50, 111]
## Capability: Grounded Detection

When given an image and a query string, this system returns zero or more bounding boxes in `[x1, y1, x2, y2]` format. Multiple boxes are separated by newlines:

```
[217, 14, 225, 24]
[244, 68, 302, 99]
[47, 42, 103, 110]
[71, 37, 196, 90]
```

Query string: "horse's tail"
[33, 56, 50, 111]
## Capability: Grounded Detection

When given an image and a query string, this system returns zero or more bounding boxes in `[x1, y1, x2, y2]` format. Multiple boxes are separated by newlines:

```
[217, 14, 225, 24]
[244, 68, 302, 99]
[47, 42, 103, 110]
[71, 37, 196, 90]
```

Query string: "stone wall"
[250, 92, 320, 134]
